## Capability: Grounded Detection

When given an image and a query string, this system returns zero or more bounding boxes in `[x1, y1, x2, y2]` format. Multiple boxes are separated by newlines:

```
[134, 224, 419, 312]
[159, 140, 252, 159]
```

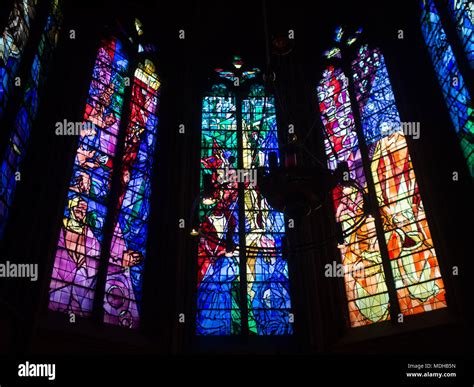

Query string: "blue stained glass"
[0, 0, 62, 238]
[0, 0, 37, 119]
[421, 0, 474, 176]
[449, 0, 474, 68]
[242, 94, 292, 335]
[197, 73, 292, 335]
[197, 91, 241, 335]
[197, 254, 241, 336]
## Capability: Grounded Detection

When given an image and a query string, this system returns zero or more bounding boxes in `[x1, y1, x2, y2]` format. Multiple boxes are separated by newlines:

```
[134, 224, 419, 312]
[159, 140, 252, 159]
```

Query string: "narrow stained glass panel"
[448, 0, 474, 68]
[421, 0, 474, 177]
[242, 85, 292, 335]
[49, 38, 129, 317]
[0, 0, 62, 238]
[197, 85, 241, 335]
[353, 45, 447, 316]
[103, 59, 160, 328]
[0, 0, 37, 119]
[317, 65, 390, 327]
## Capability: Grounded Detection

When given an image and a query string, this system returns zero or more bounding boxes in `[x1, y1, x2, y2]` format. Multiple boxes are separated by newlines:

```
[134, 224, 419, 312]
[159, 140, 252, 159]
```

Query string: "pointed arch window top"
[133, 18, 156, 53]
[323, 26, 363, 59]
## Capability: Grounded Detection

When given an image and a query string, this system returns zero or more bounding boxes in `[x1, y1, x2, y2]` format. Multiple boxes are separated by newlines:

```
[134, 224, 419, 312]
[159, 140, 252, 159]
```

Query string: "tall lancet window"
[317, 28, 447, 328]
[421, 0, 473, 177]
[0, 0, 62, 238]
[0, 0, 38, 118]
[103, 58, 160, 327]
[48, 20, 160, 328]
[196, 58, 292, 335]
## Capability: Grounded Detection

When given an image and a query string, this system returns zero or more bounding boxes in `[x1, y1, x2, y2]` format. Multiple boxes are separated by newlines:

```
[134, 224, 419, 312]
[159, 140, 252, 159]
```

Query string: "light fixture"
[190, 228, 199, 237]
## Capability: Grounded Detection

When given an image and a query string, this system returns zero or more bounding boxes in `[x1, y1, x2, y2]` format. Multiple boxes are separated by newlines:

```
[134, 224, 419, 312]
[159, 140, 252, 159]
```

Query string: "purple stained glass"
[48, 38, 129, 317]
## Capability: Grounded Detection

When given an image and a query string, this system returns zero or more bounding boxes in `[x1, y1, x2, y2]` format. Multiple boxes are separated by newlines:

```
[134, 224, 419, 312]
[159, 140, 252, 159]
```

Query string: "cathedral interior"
[0, 0, 472, 383]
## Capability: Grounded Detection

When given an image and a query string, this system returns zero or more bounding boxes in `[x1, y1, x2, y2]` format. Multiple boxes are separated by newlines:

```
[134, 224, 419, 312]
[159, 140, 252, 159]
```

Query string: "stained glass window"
[242, 86, 292, 335]
[0, 0, 38, 119]
[448, 0, 474, 67]
[0, 0, 62, 238]
[197, 65, 292, 335]
[317, 39, 447, 327]
[48, 19, 161, 327]
[104, 59, 160, 328]
[317, 66, 390, 327]
[421, 0, 474, 177]
[49, 38, 130, 317]
[198, 84, 241, 335]
[353, 46, 447, 316]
